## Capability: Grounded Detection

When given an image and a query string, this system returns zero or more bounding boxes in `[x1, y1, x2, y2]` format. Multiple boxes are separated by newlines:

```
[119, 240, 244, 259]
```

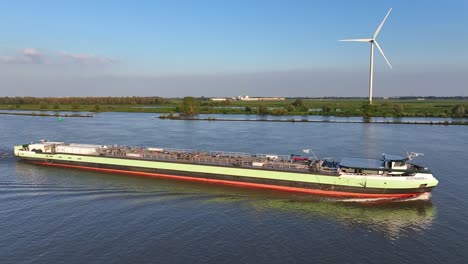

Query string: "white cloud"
[22, 48, 44, 63]
[23, 48, 40, 56]
[59, 51, 117, 65]
[0, 48, 45, 64]
[0, 48, 116, 66]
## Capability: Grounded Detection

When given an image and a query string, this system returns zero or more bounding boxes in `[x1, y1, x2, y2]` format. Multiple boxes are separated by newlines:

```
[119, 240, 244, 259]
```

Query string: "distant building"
[234, 95, 285, 101]
[236, 95, 258, 101]
[260, 97, 285, 101]
[210, 96, 285, 101]
[210, 98, 228, 101]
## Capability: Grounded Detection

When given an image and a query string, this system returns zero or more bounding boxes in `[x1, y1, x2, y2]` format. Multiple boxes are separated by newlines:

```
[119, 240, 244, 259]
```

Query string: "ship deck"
[95, 145, 337, 175]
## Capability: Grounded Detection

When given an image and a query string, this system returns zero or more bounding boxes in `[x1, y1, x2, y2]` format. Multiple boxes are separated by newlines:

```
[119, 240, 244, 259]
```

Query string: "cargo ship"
[14, 140, 438, 199]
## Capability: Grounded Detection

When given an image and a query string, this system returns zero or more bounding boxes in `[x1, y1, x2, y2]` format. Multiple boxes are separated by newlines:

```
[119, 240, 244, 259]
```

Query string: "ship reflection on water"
[249, 198, 435, 240]
[201, 184, 435, 240]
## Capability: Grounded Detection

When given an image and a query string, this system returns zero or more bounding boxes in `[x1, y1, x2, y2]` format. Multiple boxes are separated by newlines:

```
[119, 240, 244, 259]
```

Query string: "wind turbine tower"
[340, 8, 393, 104]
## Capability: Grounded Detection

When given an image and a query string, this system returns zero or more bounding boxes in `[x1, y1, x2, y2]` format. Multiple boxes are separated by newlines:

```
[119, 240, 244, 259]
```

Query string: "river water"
[0, 113, 467, 264]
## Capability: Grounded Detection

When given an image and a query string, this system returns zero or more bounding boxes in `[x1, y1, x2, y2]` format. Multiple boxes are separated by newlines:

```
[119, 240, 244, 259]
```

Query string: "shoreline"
[0, 112, 94, 118]
[0, 110, 466, 125]
[158, 116, 468, 126]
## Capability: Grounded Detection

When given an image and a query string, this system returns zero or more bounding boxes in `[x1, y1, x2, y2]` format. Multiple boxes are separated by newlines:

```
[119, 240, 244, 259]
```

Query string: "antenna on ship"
[303, 149, 318, 160]
[339, 8, 393, 104]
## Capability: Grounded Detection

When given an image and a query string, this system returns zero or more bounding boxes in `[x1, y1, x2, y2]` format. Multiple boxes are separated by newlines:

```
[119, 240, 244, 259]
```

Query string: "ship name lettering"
[406, 177, 426, 180]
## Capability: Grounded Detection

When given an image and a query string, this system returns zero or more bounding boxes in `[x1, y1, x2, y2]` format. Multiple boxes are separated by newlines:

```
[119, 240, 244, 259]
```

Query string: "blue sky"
[0, 0, 467, 96]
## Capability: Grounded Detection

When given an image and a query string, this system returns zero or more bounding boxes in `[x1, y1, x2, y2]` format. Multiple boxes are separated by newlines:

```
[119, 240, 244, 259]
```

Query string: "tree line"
[0, 96, 170, 105]
[179, 98, 467, 118]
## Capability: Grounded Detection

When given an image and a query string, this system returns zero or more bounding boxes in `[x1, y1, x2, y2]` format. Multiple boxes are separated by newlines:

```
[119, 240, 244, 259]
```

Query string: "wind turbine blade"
[373, 8, 392, 38]
[338, 38, 373, 42]
[373, 40, 392, 69]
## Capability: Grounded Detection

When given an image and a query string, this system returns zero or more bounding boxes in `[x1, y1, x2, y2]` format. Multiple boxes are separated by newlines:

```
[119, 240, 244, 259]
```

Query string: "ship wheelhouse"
[382, 154, 408, 175]
[338, 154, 421, 176]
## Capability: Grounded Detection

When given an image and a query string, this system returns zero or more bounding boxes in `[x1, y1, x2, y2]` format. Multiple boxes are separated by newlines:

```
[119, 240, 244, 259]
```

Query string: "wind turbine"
[339, 8, 393, 104]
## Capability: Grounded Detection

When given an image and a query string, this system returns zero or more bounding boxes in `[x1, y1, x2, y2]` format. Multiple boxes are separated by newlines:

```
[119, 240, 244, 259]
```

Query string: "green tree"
[180, 96, 199, 115]
[361, 103, 377, 117]
[393, 103, 404, 114]
[39, 102, 48, 110]
[292, 99, 304, 107]
[292, 99, 307, 112]
[452, 104, 466, 117]
[286, 104, 295, 112]
[245, 106, 252, 112]
[257, 105, 269, 115]
[322, 104, 333, 113]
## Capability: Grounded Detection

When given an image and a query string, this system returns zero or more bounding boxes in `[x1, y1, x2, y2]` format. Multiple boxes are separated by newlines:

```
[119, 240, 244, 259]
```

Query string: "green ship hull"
[14, 144, 438, 199]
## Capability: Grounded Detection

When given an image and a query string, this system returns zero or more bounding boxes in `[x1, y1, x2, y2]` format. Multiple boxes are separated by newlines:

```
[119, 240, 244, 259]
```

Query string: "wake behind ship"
[14, 141, 438, 199]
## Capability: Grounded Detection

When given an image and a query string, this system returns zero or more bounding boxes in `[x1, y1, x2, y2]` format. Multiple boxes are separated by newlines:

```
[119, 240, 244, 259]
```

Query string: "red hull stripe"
[31, 161, 423, 199]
